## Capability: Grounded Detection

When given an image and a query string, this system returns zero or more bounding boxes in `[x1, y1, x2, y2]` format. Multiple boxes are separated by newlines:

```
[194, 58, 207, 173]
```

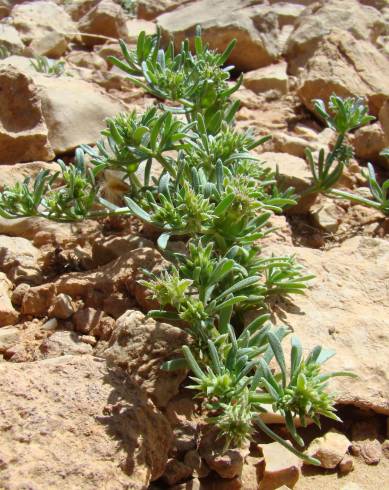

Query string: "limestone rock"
[0, 161, 60, 189]
[0, 24, 24, 53]
[103, 309, 188, 407]
[22, 283, 56, 317]
[29, 31, 68, 58]
[157, 0, 280, 72]
[268, 236, 389, 414]
[0, 273, 18, 327]
[311, 199, 344, 233]
[306, 430, 351, 469]
[339, 454, 354, 474]
[0, 355, 173, 488]
[285, 0, 387, 74]
[11, 0, 76, 45]
[257, 151, 311, 192]
[259, 441, 301, 490]
[161, 459, 193, 486]
[78, 0, 128, 47]
[55, 246, 165, 311]
[66, 50, 108, 71]
[127, 18, 157, 43]
[0, 235, 41, 285]
[73, 307, 115, 340]
[137, 0, 193, 20]
[0, 64, 53, 164]
[36, 74, 125, 155]
[243, 61, 288, 95]
[351, 419, 383, 465]
[39, 330, 93, 358]
[354, 122, 388, 162]
[48, 293, 75, 320]
[0, 325, 20, 353]
[297, 31, 389, 117]
[0, 0, 10, 20]
[199, 427, 249, 479]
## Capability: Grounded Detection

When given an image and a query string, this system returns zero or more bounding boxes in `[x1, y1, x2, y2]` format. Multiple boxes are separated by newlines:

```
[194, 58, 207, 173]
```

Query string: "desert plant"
[30, 55, 66, 76]
[303, 95, 389, 215]
[0, 29, 353, 460]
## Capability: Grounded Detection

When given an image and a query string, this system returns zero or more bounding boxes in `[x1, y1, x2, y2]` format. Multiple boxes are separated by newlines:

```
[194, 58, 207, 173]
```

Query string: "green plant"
[30, 56, 66, 77]
[0, 29, 353, 460]
[0, 44, 11, 60]
[120, 0, 137, 15]
[303, 95, 389, 215]
[303, 95, 374, 195]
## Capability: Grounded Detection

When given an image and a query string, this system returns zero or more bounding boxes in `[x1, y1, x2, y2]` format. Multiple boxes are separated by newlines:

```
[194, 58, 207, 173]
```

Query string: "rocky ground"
[0, 0, 388, 489]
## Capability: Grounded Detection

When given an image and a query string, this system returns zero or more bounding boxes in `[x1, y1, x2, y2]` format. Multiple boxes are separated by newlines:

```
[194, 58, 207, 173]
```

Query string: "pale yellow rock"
[306, 429, 351, 468]
[244, 62, 288, 95]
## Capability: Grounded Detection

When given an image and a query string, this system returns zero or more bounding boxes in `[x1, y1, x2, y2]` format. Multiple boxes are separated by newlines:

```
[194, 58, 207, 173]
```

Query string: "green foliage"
[0, 44, 11, 60]
[30, 56, 66, 76]
[0, 30, 353, 457]
[306, 96, 389, 215]
[304, 95, 375, 194]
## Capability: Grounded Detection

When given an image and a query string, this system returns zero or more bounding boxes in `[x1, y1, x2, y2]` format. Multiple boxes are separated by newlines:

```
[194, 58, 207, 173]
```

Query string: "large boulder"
[78, 0, 128, 46]
[157, 0, 280, 72]
[0, 57, 125, 158]
[285, 0, 387, 74]
[11, 0, 77, 45]
[103, 309, 188, 408]
[267, 236, 389, 415]
[0, 355, 173, 488]
[0, 64, 53, 164]
[297, 31, 389, 117]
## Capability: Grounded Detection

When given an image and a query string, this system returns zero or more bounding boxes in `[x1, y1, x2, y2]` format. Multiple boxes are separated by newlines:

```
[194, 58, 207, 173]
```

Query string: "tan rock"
[157, 0, 280, 72]
[39, 330, 93, 358]
[244, 62, 288, 95]
[62, 0, 97, 21]
[78, 0, 128, 46]
[297, 31, 389, 117]
[0, 0, 10, 20]
[29, 31, 68, 58]
[0, 235, 41, 284]
[73, 307, 115, 340]
[137, 0, 193, 20]
[351, 419, 383, 464]
[126, 18, 156, 43]
[21, 283, 56, 316]
[0, 64, 53, 164]
[268, 236, 389, 414]
[55, 246, 165, 311]
[48, 293, 75, 320]
[354, 122, 388, 162]
[92, 234, 153, 266]
[161, 458, 193, 486]
[36, 74, 125, 155]
[339, 453, 354, 474]
[0, 273, 18, 327]
[0, 355, 173, 488]
[0, 24, 24, 53]
[199, 427, 249, 479]
[10, 283, 30, 307]
[306, 429, 351, 469]
[184, 450, 210, 479]
[103, 309, 188, 407]
[66, 50, 108, 71]
[259, 441, 301, 490]
[0, 161, 60, 189]
[286, 0, 387, 74]
[257, 151, 311, 192]
[0, 325, 20, 352]
[11, 0, 76, 45]
[311, 199, 344, 233]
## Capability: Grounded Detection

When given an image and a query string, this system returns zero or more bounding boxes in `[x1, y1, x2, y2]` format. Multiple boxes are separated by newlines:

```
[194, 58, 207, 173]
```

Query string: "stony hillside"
[0, 0, 388, 489]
